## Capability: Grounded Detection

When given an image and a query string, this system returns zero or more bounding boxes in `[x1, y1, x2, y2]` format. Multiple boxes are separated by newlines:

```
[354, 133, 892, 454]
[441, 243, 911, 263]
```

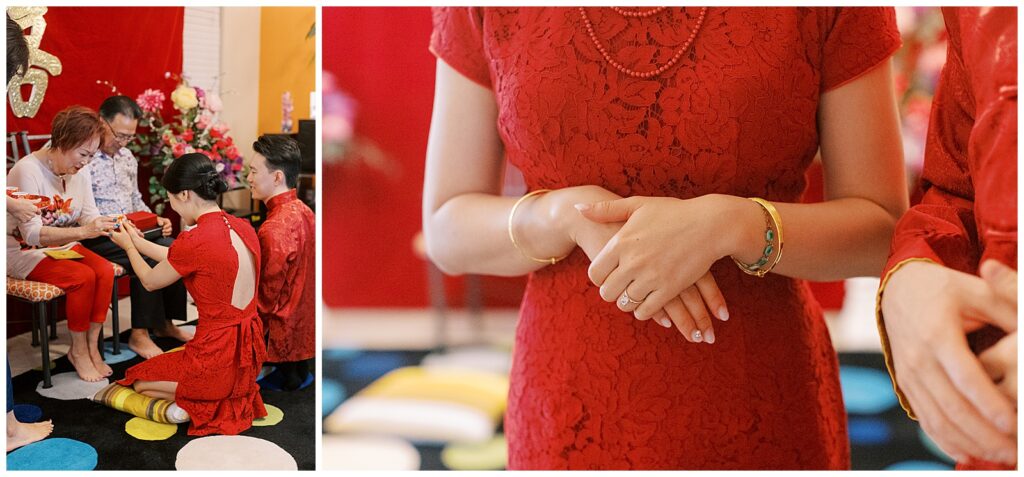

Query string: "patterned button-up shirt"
[87, 146, 151, 216]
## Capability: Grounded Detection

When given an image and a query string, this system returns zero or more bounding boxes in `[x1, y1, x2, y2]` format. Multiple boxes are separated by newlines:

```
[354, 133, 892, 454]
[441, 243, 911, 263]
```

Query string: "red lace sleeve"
[167, 230, 197, 277]
[820, 7, 902, 92]
[430, 7, 492, 89]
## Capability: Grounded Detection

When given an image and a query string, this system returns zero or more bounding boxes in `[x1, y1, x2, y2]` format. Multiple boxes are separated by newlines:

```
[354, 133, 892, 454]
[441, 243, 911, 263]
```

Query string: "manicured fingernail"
[718, 307, 729, 321]
[691, 330, 702, 343]
[703, 329, 715, 344]
[574, 203, 591, 212]
[659, 318, 672, 328]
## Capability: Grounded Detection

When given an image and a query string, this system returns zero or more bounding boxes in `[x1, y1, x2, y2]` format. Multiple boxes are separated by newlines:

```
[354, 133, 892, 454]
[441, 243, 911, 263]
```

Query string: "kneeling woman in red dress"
[108, 153, 268, 436]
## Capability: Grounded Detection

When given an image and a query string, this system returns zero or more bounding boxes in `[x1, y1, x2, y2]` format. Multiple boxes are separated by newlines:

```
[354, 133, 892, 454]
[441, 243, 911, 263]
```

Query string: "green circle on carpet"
[442, 434, 507, 470]
[125, 417, 178, 441]
[7, 438, 97, 470]
[252, 404, 284, 427]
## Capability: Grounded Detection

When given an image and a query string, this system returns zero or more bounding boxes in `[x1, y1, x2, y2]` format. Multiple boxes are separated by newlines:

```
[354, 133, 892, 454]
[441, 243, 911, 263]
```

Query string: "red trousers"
[26, 244, 114, 332]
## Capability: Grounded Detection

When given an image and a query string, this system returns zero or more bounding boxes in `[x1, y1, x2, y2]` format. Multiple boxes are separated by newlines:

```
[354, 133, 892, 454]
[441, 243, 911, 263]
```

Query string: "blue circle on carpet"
[847, 416, 892, 445]
[101, 342, 138, 364]
[322, 379, 347, 417]
[839, 366, 898, 414]
[12, 404, 43, 423]
[7, 438, 98, 470]
[885, 460, 953, 471]
[341, 352, 408, 381]
[324, 348, 362, 361]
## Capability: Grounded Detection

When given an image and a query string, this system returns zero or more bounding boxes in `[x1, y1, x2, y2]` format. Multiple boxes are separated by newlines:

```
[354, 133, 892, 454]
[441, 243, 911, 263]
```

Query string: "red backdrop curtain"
[6, 7, 184, 336]
[6, 7, 183, 135]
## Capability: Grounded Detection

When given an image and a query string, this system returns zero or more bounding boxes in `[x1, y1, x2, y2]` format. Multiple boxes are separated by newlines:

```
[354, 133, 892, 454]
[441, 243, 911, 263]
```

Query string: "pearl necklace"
[579, 6, 709, 79]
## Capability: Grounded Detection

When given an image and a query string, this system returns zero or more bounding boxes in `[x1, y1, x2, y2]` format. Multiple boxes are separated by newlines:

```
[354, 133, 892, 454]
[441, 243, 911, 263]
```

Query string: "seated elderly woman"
[7, 106, 118, 382]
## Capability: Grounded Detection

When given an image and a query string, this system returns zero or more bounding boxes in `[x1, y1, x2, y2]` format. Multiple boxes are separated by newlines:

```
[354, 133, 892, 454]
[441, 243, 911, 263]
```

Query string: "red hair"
[49, 106, 104, 152]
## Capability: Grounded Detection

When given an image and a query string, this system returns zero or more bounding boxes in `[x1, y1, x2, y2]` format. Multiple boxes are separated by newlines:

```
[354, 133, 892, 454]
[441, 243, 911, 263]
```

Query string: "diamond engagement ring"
[619, 291, 643, 307]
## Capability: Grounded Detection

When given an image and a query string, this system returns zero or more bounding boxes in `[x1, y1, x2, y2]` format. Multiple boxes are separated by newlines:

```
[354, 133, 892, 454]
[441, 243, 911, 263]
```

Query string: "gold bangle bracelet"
[508, 189, 568, 266]
[733, 197, 784, 277]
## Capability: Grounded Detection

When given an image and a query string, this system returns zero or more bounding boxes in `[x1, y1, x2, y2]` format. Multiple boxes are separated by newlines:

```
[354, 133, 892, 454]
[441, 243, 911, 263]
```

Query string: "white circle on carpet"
[321, 435, 420, 470]
[175, 435, 297, 470]
[36, 372, 109, 400]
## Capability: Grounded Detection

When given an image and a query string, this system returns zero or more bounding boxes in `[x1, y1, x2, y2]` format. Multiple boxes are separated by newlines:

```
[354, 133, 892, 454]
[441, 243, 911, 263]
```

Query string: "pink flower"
[196, 113, 213, 130]
[136, 89, 166, 113]
[224, 146, 239, 159]
[203, 93, 223, 113]
[171, 142, 186, 157]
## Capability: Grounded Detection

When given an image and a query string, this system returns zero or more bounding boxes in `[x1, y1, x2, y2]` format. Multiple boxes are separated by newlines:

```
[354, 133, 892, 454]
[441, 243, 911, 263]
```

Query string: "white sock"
[167, 403, 190, 423]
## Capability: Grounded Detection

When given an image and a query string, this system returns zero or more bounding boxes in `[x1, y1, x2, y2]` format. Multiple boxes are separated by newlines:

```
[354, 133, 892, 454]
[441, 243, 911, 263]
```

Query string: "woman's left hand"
[109, 218, 137, 251]
[578, 194, 756, 321]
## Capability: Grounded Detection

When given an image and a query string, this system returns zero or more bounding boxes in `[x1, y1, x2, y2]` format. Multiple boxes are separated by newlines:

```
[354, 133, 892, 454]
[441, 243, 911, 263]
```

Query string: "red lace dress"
[119, 211, 268, 436]
[431, 7, 901, 470]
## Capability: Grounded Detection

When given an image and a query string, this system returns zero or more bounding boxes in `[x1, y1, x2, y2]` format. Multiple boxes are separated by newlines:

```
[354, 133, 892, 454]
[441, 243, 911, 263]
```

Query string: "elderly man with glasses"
[81, 95, 193, 359]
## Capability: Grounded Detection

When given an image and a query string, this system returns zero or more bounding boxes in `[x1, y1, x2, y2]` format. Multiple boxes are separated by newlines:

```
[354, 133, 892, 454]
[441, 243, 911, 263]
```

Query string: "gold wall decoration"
[7, 7, 63, 118]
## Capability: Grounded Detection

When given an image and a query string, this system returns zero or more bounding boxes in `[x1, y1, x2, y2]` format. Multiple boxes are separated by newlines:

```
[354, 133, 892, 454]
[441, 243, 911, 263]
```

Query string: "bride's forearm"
[722, 195, 902, 281]
[424, 190, 578, 277]
[132, 235, 168, 262]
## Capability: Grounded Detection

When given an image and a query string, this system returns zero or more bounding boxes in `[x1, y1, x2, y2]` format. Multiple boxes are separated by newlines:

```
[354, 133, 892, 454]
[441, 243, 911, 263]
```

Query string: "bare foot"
[129, 332, 165, 359]
[89, 349, 113, 377]
[153, 323, 195, 343]
[7, 419, 54, 452]
[67, 350, 103, 382]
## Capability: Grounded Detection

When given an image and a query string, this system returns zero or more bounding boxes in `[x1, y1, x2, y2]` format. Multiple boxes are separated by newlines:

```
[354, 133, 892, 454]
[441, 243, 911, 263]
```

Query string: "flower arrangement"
[322, 71, 394, 176]
[128, 73, 243, 214]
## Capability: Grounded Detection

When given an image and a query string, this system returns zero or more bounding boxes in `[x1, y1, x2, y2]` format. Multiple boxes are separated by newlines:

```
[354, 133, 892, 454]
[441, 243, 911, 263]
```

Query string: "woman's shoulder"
[9, 153, 42, 176]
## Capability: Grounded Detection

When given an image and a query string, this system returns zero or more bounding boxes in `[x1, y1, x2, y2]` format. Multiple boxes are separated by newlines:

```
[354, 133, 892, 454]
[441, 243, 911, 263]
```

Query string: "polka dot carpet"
[323, 350, 958, 470]
[8, 325, 315, 470]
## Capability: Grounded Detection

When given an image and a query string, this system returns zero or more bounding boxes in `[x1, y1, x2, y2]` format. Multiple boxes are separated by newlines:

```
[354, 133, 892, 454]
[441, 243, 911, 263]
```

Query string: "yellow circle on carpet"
[441, 434, 507, 470]
[252, 404, 283, 427]
[125, 417, 178, 441]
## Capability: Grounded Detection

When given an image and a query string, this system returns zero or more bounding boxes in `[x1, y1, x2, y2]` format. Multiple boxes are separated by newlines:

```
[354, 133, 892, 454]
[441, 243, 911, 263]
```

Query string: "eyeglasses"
[104, 120, 136, 143]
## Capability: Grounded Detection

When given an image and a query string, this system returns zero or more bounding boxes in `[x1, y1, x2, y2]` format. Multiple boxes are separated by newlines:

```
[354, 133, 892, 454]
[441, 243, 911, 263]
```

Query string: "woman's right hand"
[7, 196, 41, 223]
[553, 186, 728, 344]
[881, 260, 1017, 464]
[84, 216, 117, 239]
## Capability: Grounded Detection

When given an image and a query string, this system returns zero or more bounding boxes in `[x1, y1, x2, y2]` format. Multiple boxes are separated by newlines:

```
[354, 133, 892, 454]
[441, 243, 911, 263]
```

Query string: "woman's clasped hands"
[563, 187, 754, 344]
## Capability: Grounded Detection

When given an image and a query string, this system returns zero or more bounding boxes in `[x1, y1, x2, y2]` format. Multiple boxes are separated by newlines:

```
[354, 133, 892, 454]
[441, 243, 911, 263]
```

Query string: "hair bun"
[203, 171, 228, 195]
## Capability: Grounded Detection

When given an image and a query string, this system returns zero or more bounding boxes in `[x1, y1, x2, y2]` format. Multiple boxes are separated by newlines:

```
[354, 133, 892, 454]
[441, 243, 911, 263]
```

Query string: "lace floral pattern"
[432, 7, 900, 469]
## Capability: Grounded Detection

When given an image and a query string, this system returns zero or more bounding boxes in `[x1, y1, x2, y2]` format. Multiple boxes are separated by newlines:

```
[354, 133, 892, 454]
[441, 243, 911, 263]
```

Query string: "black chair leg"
[48, 301, 57, 340]
[38, 302, 52, 389]
[111, 279, 120, 355]
[30, 304, 40, 347]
